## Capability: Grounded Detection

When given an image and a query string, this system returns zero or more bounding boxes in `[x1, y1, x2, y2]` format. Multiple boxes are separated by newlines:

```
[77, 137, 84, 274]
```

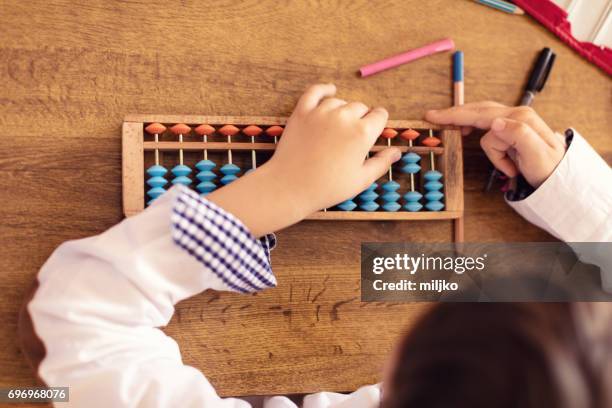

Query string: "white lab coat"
[28, 130, 611, 407]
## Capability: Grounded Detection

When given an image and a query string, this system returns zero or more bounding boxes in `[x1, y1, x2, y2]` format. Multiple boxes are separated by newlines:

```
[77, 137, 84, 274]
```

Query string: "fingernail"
[492, 118, 506, 131]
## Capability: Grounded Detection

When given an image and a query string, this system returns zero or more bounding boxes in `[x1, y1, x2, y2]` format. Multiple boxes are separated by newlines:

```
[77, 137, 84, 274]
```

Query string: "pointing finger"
[361, 147, 402, 189]
[425, 105, 519, 128]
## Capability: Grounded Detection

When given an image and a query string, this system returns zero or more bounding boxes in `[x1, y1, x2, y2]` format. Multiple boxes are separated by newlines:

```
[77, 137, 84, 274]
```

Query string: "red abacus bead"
[170, 123, 191, 135]
[380, 128, 398, 139]
[145, 123, 166, 134]
[422, 136, 442, 147]
[400, 128, 419, 141]
[243, 125, 263, 137]
[195, 124, 215, 135]
[218, 124, 240, 136]
[265, 125, 284, 137]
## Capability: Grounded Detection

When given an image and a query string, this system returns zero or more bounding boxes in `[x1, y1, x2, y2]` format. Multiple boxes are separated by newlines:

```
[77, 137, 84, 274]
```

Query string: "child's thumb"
[362, 147, 402, 186]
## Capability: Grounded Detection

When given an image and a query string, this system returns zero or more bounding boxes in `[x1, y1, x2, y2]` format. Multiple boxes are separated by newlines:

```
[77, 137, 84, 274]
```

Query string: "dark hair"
[383, 303, 612, 408]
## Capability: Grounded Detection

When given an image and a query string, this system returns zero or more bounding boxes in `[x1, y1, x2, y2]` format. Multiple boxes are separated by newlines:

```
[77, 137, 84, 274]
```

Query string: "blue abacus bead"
[172, 164, 192, 177]
[425, 201, 445, 211]
[147, 176, 167, 188]
[196, 181, 216, 194]
[360, 201, 379, 212]
[381, 191, 401, 203]
[338, 199, 357, 211]
[403, 191, 423, 202]
[219, 163, 241, 185]
[196, 160, 217, 191]
[172, 176, 192, 186]
[358, 183, 379, 211]
[424, 170, 442, 181]
[195, 159, 216, 172]
[196, 170, 216, 182]
[401, 152, 421, 164]
[404, 201, 423, 212]
[424, 180, 443, 191]
[381, 180, 400, 192]
[381, 181, 401, 211]
[221, 174, 238, 185]
[401, 163, 421, 174]
[359, 190, 378, 203]
[421, 170, 444, 211]
[220, 163, 240, 175]
[147, 165, 168, 177]
[382, 201, 401, 212]
[425, 190, 444, 202]
[147, 186, 166, 199]
[403, 191, 422, 212]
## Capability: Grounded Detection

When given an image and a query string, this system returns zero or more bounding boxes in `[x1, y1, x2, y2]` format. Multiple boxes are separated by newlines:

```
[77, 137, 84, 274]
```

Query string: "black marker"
[485, 47, 556, 192]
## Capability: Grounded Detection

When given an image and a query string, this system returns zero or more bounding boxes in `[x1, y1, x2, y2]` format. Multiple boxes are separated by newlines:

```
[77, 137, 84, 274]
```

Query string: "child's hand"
[269, 83, 401, 213]
[208, 84, 401, 236]
[425, 102, 566, 188]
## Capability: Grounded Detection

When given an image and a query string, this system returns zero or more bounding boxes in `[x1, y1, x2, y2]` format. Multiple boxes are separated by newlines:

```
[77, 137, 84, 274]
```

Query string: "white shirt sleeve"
[506, 130, 612, 290]
[29, 185, 381, 408]
[29, 185, 276, 408]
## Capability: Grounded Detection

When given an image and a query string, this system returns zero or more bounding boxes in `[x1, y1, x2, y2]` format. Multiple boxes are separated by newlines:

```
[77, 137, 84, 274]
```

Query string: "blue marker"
[453, 51, 464, 106]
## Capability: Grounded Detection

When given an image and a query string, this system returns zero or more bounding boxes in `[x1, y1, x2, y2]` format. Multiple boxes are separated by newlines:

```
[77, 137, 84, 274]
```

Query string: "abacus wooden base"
[122, 115, 465, 242]
[306, 211, 462, 220]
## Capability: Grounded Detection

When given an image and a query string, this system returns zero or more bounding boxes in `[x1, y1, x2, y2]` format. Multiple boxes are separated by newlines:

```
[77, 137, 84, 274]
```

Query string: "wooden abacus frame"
[122, 115, 464, 241]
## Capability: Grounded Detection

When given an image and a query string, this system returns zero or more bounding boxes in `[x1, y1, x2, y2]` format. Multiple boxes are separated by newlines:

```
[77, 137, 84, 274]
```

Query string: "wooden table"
[1, 0, 610, 400]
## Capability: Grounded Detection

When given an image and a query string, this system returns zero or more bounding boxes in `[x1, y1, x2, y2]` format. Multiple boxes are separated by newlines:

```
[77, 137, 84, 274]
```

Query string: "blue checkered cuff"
[170, 186, 277, 294]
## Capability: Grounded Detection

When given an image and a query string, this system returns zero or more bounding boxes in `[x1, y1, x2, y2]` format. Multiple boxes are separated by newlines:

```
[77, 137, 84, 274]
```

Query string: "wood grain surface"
[1, 0, 610, 402]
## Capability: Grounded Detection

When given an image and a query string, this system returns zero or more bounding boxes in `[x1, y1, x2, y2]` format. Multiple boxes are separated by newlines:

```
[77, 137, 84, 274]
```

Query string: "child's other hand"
[268, 83, 401, 214]
[425, 102, 566, 188]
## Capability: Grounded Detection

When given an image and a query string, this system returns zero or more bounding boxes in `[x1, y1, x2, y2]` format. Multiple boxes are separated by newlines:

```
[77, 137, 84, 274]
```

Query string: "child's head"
[383, 303, 612, 408]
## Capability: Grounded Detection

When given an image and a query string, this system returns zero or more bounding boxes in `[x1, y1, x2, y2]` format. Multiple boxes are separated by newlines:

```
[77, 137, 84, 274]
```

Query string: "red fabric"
[513, 0, 612, 75]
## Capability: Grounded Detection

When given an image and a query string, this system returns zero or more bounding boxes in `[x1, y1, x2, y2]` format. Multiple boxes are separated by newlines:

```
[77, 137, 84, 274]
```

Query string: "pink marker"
[360, 38, 455, 77]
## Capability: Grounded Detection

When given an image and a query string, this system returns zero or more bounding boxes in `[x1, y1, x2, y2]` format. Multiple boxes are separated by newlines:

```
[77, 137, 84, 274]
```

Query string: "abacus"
[122, 115, 464, 241]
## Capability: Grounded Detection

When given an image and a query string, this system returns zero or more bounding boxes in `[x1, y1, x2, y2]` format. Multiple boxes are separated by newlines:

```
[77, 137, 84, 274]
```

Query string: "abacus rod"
[387, 138, 393, 180]
[203, 134, 208, 160]
[154, 133, 159, 164]
[179, 133, 184, 164]
[429, 129, 435, 171]
[408, 138, 415, 191]
[228, 135, 233, 164]
[430, 151, 435, 171]
[251, 136, 257, 169]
